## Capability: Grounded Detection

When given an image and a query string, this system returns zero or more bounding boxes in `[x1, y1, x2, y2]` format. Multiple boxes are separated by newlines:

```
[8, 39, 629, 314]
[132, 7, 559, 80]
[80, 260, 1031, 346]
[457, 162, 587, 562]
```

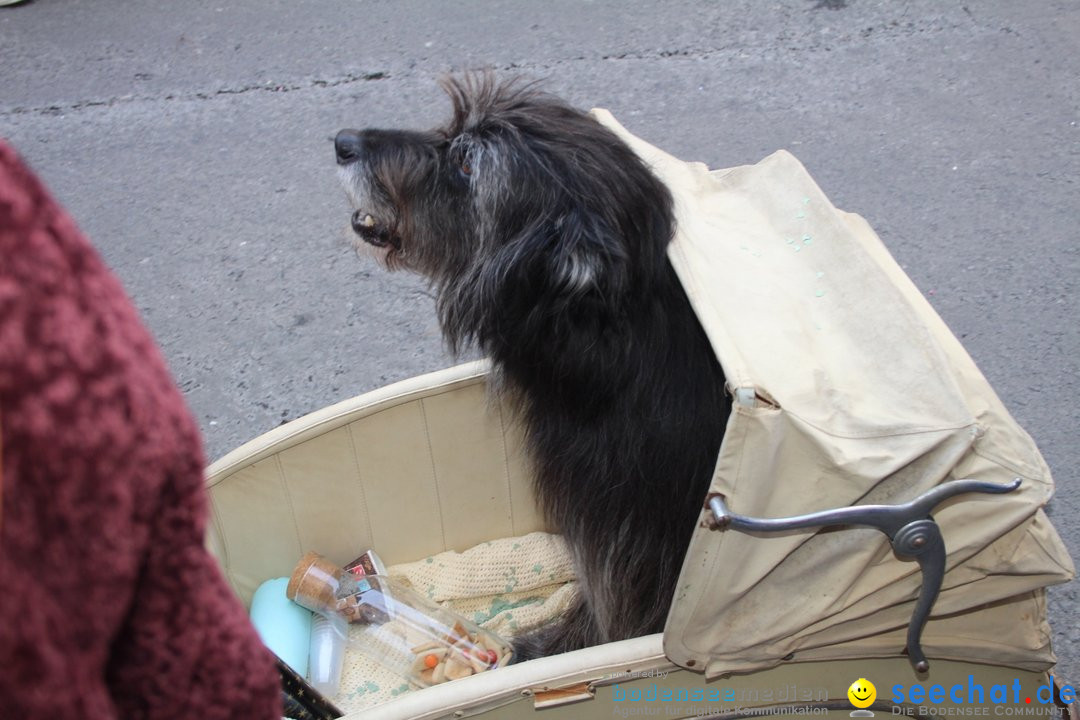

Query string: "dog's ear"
[475, 207, 631, 313]
[438, 207, 629, 354]
[546, 209, 629, 302]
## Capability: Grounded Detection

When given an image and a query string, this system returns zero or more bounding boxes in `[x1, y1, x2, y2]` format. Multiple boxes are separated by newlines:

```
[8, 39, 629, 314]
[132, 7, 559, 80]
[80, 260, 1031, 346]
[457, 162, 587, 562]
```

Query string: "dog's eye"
[460, 160, 473, 177]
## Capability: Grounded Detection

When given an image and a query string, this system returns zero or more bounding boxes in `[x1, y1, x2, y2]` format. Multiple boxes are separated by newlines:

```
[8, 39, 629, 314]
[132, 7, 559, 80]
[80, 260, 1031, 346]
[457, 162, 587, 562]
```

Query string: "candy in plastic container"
[287, 551, 512, 687]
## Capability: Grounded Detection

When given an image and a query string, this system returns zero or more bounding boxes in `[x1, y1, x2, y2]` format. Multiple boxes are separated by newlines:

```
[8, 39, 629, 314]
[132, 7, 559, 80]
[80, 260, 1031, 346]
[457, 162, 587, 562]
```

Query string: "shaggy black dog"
[335, 74, 730, 661]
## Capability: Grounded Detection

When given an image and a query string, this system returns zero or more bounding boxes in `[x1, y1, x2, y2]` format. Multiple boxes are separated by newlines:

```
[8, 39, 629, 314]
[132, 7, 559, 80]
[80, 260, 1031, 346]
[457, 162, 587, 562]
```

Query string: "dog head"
[335, 73, 674, 352]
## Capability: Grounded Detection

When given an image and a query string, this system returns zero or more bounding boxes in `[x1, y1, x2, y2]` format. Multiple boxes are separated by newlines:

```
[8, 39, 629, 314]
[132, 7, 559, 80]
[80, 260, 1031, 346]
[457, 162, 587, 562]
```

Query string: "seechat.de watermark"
[607, 673, 1074, 718]
[889, 675, 1075, 716]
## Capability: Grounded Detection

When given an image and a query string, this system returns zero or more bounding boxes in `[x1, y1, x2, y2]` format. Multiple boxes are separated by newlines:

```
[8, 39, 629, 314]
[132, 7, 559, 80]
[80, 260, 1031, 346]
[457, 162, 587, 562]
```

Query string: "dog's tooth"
[361, 214, 376, 228]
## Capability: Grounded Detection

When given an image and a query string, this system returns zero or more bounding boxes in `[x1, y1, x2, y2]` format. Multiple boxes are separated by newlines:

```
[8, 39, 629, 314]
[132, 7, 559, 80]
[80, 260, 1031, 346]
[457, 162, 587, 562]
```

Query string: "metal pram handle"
[707, 477, 1023, 673]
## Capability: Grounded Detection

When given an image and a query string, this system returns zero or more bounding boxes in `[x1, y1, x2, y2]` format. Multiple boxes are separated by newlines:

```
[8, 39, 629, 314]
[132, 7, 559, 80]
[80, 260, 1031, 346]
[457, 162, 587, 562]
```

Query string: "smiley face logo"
[847, 678, 877, 709]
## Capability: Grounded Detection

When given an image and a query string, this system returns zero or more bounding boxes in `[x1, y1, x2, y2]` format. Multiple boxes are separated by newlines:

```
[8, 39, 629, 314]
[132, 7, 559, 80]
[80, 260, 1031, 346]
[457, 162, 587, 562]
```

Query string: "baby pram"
[205, 112, 1075, 719]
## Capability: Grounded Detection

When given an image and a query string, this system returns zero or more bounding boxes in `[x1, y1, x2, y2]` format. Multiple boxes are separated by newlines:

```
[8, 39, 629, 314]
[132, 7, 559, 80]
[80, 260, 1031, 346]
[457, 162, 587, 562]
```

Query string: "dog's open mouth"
[351, 210, 399, 251]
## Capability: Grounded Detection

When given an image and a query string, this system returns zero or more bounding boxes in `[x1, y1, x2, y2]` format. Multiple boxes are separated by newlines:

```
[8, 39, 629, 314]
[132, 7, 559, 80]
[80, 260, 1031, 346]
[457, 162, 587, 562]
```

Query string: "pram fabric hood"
[591, 110, 1074, 677]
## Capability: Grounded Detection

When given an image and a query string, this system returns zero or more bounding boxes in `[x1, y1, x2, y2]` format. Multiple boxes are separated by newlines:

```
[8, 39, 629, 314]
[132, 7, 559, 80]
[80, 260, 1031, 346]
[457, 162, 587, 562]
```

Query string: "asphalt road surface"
[2, 0, 1077, 684]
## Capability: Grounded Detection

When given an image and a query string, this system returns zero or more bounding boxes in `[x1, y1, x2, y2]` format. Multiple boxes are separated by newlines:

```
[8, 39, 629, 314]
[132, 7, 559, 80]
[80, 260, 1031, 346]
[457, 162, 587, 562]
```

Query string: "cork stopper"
[286, 551, 344, 614]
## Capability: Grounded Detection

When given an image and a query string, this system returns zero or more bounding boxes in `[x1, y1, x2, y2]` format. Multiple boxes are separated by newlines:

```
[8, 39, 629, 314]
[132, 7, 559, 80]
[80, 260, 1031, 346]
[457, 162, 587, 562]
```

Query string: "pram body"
[205, 113, 1075, 719]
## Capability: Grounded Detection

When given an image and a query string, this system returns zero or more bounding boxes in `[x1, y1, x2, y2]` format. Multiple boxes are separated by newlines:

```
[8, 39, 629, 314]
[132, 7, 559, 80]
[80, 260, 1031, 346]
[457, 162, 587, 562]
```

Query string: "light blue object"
[250, 577, 312, 677]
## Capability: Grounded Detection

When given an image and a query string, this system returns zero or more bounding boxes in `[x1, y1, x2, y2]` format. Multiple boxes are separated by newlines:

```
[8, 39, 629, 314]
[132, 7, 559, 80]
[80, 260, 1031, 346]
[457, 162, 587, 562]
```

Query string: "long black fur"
[335, 74, 730, 660]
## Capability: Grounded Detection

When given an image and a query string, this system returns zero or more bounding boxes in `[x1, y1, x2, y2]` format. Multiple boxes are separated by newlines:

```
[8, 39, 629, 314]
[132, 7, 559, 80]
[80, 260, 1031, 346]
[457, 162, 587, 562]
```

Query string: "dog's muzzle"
[335, 129, 398, 250]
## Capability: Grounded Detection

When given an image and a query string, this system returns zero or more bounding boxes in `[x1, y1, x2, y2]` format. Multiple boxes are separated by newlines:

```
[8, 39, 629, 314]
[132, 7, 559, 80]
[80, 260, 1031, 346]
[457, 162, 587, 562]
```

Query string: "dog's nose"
[335, 129, 366, 165]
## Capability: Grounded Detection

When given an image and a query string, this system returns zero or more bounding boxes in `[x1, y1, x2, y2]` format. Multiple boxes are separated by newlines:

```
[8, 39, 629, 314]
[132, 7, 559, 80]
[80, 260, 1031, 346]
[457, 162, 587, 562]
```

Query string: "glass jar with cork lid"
[287, 551, 513, 687]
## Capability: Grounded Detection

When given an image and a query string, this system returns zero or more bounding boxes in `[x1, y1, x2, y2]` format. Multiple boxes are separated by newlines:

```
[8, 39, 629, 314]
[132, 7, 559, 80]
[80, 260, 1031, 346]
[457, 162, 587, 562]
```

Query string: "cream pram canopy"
[590, 111, 1074, 678]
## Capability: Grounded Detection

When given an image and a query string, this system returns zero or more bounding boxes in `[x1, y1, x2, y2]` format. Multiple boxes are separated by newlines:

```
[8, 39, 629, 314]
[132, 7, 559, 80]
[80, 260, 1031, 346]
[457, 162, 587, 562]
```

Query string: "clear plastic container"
[287, 552, 512, 687]
[308, 613, 346, 697]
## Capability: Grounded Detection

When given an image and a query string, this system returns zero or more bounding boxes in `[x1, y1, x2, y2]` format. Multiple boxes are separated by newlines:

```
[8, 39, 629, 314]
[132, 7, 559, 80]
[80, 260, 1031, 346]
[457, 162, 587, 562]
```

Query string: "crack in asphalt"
[0, 70, 390, 118]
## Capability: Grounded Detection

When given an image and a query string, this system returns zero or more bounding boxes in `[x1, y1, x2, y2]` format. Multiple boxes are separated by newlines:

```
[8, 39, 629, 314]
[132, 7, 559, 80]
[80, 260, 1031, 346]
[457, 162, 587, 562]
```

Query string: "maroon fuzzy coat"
[0, 142, 280, 719]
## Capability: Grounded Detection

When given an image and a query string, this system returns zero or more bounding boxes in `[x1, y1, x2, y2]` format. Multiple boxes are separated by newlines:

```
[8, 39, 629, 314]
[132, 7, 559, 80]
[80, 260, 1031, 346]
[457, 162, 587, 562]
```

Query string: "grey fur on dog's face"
[334, 77, 516, 282]
[335, 124, 453, 271]
[335, 74, 673, 354]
